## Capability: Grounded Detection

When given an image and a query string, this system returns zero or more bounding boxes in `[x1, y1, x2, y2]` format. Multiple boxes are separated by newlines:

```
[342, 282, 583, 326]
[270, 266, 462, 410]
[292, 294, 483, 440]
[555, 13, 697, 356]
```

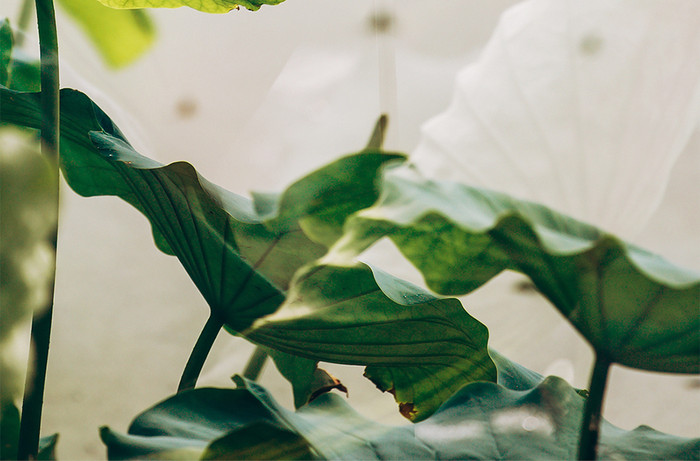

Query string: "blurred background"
[2, 0, 698, 458]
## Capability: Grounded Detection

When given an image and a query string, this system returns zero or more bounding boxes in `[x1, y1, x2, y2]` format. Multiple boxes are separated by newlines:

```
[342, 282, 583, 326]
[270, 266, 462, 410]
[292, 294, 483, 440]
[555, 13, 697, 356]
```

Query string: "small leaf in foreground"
[101, 375, 700, 460]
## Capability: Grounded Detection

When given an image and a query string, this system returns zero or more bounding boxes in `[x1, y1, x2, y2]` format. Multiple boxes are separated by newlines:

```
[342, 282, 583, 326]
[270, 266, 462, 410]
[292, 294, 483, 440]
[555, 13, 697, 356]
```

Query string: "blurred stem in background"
[372, 0, 398, 147]
[16, 0, 60, 458]
[15, 0, 34, 45]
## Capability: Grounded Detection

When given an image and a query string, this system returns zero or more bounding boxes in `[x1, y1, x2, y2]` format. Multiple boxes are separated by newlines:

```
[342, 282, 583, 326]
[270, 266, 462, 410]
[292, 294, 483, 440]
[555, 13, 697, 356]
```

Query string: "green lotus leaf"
[101, 375, 699, 460]
[332, 165, 700, 373]
[0, 19, 40, 91]
[251, 262, 496, 422]
[57, 0, 155, 68]
[95, 0, 285, 13]
[0, 86, 414, 406]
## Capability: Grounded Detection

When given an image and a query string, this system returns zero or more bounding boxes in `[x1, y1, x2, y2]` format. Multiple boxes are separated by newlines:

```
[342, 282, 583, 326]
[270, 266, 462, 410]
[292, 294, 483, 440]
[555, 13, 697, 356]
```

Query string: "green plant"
[1, 1, 698, 460]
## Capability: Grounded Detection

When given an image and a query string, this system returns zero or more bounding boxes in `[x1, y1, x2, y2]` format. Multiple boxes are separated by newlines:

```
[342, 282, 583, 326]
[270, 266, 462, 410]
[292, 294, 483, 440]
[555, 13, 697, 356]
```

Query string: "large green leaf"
[1, 86, 316, 329]
[85, 128, 490, 420]
[0, 84, 495, 421]
[0, 126, 58, 460]
[250, 262, 496, 422]
[101, 375, 699, 460]
[1, 85, 418, 405]
[95, 0, 285, 13]
[332, 165, 700, 373]
[57, 0, 155, 68]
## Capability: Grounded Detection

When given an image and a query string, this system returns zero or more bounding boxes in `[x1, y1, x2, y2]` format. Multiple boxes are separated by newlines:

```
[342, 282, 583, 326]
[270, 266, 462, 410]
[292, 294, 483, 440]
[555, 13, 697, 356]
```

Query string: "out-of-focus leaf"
[0, 402, 20, 460]
[0, 19, 41, 91]
[0, 126, 57, 460]
[95, 0, 286, 13]
[0, 19, 11, 84]
[57, 0, 155, 68]
[332, 165, 700, 374]
[251, 262, 496, 422]
[102, 375, 700, 460]
[412, 0, 700, 239]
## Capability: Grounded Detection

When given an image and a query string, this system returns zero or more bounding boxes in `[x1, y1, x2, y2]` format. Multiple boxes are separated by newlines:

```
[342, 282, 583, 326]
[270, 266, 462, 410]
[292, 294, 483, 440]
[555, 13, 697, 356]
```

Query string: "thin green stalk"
[17, 0, 59, 459]
[577, 354, 612, 460]
[177, 315, 223, 393]
[242, 347, 268, 381]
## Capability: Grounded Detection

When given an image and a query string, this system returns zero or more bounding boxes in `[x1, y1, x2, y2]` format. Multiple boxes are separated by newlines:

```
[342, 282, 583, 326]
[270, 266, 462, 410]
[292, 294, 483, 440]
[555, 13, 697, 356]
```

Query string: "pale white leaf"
[412, 0, 700, 238]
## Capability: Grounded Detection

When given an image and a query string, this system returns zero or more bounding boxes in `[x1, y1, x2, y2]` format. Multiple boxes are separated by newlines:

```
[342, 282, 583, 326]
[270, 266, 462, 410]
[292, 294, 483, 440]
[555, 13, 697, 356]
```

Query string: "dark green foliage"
[101, 375, 700, 460]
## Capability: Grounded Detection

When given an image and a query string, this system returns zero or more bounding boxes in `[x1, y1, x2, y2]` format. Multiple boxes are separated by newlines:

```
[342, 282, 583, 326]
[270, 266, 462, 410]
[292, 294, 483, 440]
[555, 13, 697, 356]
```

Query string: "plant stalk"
[177, 315, 223, 393]
[242, 347, 268, 381]
[17, 0, 59, 459]
[577, 354, 612, 460]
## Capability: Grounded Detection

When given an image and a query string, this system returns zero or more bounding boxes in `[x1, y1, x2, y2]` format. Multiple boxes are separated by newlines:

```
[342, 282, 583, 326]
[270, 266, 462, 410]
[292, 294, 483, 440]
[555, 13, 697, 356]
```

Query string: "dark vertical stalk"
[577, 354, 612, 460]
[242, 347, 268, 381]
[17, 1, 59, 459]
[177, 315, 223, 393]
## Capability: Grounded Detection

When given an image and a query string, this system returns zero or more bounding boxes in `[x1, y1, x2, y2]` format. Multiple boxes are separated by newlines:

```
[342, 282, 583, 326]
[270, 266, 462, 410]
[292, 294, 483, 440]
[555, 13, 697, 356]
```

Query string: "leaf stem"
[242, 347, 268, 381]
[177, 315, 223, 393]
[17, 0, 59, 459]
[577, 354, 612, 460]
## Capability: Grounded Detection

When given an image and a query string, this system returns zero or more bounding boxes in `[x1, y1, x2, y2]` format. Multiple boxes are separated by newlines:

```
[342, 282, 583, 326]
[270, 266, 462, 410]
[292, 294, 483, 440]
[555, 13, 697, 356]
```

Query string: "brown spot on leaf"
[399, 402, 417, 420]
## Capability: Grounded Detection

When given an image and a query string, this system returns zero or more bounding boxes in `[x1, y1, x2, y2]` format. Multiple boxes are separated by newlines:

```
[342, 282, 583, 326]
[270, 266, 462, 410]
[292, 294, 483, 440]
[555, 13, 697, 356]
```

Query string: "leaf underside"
[251, 262, 497, 422]
[3, 86, 493, 420]
[333, 165, 700, 374]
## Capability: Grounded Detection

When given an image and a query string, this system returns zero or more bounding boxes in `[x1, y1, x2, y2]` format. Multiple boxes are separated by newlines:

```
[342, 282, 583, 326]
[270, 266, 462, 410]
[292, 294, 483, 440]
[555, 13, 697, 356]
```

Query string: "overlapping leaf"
[95, 0, 285, 13]
[75, 121, 494, 420]
[2, 83, 500, 419]
[331, 165, 700, 373]
[0, 85, 406, 399]
[1, 86, 394, 329]
[101, 374, 699, 460]
[250, 262, 496, 422]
